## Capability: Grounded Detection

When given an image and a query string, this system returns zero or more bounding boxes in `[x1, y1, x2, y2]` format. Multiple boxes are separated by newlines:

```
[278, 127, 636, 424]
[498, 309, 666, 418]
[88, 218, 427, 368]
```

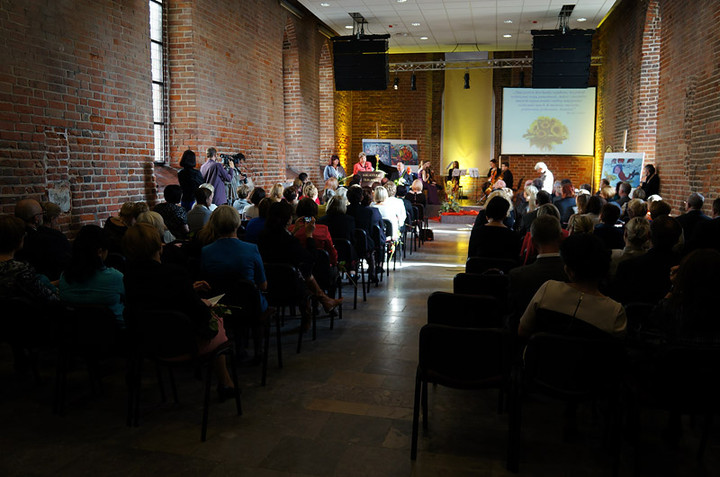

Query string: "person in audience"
[566, 191, 589, 232]
[599, 185, 615, 202]
[294, 198, 338, 266]
[593, 203, 625, 250]
[232, 184, 253, 217]
[612, 215, 682, 304]
[40, 201, 62, 230]
[13, 198, 71, 281]
[178, 149, 204, 211]
[519, 203, 568, 265]
[514, 184, 537, 232]
[555, 182, 576, 226]
[383, 182, 407, 235]
[103, 201, 141, 255]
[371, 186, 401, 241]
[608, 217, 650, 279]
[153, 184, 189, 240]
[187, 187, 214, 235]
[640, 164, 660, 197]
[625, 198, 648, 221]
[581, 195, 604, 226]
[268, 183, 284, 203]
[630, 187, 646, 200]
[200, 147, 234, 206]
[613, 181, 632, 209]
[318, 195, 356, 243]
[685, 197, 720, 253]
[0, 215, 58, 304]
[468, 195, 521, 260]
[324, 154, 346, 182]
[395, 185, 414, 231]
[59, 225, 124, 324]
[519, 190, 551, 236]
[509, 215, 568, 323]
[283, 186, 299, 214]
[198, 183, 217, 211]
[651, 249, 720, 345]
[243, 198, 272, 244]
[302, 182, 321, 207]
[407, 179, 427, 207]
[346, 185, 382, 281]
[534, 162, 554, 194]
[244, 187, 266, 219]
[518, 233, 627, 337]
[122, 223, 236, 399]
[258, 201, 342, 329]
[200, 205, 268, 362]
[473, 189, 515, 230]
[353, 152, 373, 175]
[649, 200, 671, 220]
[322, 177, 339, 205]
[675, 192, 710, 240]
[569, 214, 595, 235]
[137, 211, 175, 244]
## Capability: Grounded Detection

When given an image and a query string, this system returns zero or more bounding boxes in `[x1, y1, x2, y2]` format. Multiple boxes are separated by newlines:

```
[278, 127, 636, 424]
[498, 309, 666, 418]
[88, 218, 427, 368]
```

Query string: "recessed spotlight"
[503, 34, 512, 38]
[344, 25, 353, 29]
[420, 36, 428, 40]
[577, 17, 587, 22]
[504, 20, 513, 24]
[411, 22, 421, 27]
[396, 0, 407, 3]
[320, 2, 329, 6]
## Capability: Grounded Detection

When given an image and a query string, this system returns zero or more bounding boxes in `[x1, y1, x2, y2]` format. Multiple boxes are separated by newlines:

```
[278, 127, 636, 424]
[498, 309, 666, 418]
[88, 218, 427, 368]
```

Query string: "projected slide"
[502, 88, 596, 156]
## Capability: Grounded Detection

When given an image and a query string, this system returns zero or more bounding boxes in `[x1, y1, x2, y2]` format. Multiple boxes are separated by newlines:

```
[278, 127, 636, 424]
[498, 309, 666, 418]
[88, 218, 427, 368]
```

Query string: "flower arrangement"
[440, 196, 461, 213]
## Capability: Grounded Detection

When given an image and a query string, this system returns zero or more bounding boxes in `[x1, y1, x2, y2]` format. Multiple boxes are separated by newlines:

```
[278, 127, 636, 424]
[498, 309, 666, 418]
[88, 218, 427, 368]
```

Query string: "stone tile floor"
[1, 223, 718, 476]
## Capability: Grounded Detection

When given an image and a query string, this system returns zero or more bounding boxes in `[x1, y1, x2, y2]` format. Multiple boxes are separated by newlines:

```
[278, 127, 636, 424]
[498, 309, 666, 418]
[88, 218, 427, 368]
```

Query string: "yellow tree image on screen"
[523, 117, 569, 151]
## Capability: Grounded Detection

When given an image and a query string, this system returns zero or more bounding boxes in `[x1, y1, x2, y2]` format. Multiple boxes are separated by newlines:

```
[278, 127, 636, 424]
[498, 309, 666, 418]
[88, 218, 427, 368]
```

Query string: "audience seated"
[346, 185, 382, 280]
[232, 184, 253, 217]
[518, 233, 627, 337]
[103, 201, 141, 255]
[612, 181, 632, 209]
[122, 223, 236, 396]
[294, 198, 338, 266]
[59, 225, 125, 324]
[509, 215, 568, 321]
[318, 195, 356, 243]
[685, 197, 720, 253]
[593, 203, 624, 250]
[382, 182, 407, 234]
[518, 190, 551, 236]
[649, 200, 671, 220]
[371, 186, 401, 241]
[137, 211, 175, 244]
[268, 183, 284, 203]
[243, 198, 272, 244]
[153, 184, 189, 240]
[566, 192, 589, 233]
[244, 187, 266, 219]
[257, 201, 341, 329]
[650, 249, 720, 345]
[580, 195, 604, 226]
[0, 215, 58, 304]
[40, 201, 62, 230]
[187, 187, 213, 235]
[14, 198, 71, 281]
[282, 186, 299, 215]
[407, 179, 427, 207]
[519, 203, 568, 265]
[608, 217, 650, 279]
[675, 192, 710, 241]
[468, 196, 521, 260]
[612, 215, 682, 304]
[555, 182, 577, 226]
[625, 198, 648, 222]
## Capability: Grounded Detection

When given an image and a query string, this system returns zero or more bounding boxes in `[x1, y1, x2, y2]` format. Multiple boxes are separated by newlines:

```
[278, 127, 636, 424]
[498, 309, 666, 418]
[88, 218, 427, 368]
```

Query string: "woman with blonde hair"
[371, 186, 401, 240]
[407, 179, 427, 207]
[137, 211, 175, 243]
[269, 183, 284, 202]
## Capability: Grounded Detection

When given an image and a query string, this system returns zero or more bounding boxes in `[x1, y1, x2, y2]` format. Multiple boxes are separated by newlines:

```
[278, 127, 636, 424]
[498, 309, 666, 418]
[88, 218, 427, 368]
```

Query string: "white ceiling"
[297, 0, 619, 53]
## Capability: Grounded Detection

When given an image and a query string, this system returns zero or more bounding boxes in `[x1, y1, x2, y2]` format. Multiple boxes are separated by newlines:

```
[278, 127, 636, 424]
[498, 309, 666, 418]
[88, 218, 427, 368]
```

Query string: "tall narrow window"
[150, 0, 166, 163]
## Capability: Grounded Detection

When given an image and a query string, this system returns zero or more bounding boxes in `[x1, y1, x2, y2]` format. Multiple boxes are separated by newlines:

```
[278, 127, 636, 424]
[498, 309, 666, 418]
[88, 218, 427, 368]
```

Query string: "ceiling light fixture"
[396, 0, 407, 3]
[464, 70, 470, 89]
[504, 20, 513, 24]
[503, 34, 512, 38]
[420, 36, 428, 40]
[393, 75, 399, 90]
[411, 22, 421, 27]
[577, 17, 587, 22]
[344, 25, 353, 29]
[411, 71, 417, 91]
[320, 2, 329, 6]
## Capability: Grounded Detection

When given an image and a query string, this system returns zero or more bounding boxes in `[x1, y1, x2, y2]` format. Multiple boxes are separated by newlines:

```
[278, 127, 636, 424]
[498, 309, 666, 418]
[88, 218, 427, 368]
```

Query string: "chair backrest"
[653, 345, 720, 412]
[466, 256, 518, 274]
[418, 324, 508, 389]
[381, 219, 393, 240]
[60, 304, 121, 352]
[353, 228, 370, 255]
[427, 291, 502, 328]
[312, 248, 333, 290]
[334, 238, 355, 266]
[533, 308, 612, 341]
[623, 302, 656, 337]
[0, 297, 58, 347]
[263, 262, 305, 306]
[371, 224, 385, 251]
[453, 272, 510, 303]
[523, 331, 626, 400]
[415, 203, 425, 222]
[220, 278, 262, 332]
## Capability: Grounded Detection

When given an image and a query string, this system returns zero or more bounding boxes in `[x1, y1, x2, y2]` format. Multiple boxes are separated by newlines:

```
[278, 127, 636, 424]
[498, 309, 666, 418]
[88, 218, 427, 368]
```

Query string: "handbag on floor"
[420, 228, 434, 241]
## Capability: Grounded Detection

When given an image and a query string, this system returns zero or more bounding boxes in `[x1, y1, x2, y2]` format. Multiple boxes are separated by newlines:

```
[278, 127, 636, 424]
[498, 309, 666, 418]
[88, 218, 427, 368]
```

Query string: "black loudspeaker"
[332, 35, 390, 91]
[531, 30, 594, 88]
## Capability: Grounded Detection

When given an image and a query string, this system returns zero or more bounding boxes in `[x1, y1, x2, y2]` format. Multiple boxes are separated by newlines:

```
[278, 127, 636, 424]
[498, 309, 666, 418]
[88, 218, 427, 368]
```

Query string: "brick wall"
[341, 53, 444, 176]
[0, 0, 154, 228]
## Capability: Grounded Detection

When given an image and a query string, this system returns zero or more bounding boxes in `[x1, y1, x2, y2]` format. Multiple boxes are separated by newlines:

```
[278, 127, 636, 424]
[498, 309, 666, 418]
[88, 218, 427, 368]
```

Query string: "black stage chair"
[466, 256, 518, 275]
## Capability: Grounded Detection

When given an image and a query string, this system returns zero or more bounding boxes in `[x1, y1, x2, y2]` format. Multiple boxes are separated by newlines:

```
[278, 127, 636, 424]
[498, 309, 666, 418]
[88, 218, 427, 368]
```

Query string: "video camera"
[220, 152, 245, 167]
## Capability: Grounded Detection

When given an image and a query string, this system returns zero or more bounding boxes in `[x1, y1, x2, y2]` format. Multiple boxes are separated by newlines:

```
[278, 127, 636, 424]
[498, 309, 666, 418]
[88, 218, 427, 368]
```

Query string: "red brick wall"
[0, 0, 155, 228]
[342, 54, 444, 175]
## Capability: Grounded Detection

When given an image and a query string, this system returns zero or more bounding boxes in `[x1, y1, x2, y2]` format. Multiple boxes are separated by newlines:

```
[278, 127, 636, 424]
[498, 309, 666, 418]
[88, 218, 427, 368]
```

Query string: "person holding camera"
[200, 147, 234, 207]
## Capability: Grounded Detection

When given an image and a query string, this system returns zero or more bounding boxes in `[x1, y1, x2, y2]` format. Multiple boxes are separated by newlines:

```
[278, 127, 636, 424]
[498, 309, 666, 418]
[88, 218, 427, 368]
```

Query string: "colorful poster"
[362, 139, 419, 166]
[601, 153, 645, 188]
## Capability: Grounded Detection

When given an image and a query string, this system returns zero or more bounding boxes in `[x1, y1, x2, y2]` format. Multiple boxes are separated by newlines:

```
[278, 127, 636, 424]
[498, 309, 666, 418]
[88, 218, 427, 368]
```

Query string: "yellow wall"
[442, 68, 494, 172]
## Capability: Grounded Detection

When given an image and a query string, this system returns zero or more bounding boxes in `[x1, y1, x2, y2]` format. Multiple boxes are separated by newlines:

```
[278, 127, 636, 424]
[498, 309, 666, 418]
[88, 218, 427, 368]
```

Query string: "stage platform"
[426, 199, 481, 225]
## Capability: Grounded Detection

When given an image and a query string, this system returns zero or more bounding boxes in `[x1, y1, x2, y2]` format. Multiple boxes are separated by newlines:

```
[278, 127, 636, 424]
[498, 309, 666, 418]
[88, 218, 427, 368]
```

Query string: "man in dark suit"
[346, 185, 384, 282]
[675, 192, 711, 242]
[509, 215, 568, 323]
[685, 197, 720, 253]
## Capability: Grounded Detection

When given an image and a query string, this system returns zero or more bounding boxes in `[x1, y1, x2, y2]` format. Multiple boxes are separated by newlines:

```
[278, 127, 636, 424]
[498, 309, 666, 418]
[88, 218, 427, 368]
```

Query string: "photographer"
[221, 152, 247, 205]
[200, 147, 234, 206]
